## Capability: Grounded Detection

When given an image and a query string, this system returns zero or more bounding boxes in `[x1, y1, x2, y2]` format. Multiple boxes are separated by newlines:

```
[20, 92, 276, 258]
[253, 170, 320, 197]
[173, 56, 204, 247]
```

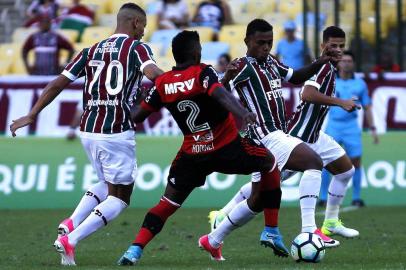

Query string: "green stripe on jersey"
[289, 103, 311, 137]
[103, 37, 125, 132]
[300, 104, 321, 141]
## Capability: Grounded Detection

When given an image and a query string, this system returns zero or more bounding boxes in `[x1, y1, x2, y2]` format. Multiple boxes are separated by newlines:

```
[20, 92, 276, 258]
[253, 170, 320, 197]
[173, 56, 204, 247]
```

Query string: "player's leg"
[54, 135, 136, 265]
[319, 169, 330, 206]
[118, 151, 202, 265]
[313, 132, 359, 238]
[58, 138, 109, 236]
[201, 136, 287, 259]
[208, 182, 251, 231]
[350, 157, 364, 206]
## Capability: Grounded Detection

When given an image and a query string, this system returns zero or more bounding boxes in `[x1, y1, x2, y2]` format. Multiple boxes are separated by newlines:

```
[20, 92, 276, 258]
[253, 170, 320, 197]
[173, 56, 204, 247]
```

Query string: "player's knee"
[307, 153, 323, 170]
[262, 154, 276, 172]
[335, 166, 355, 183]
[247, 192, 263, 212]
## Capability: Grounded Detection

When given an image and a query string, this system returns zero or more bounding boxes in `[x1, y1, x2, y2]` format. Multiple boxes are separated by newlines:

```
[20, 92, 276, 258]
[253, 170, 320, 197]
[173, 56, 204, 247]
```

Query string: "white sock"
[209, 200, 257, 248]
[69, 181, 108, 228]
[68, 196, 127, 246]
[325, 167, 354, 220]
[220, 182, 252, 215]
[299, 169, 322, 233]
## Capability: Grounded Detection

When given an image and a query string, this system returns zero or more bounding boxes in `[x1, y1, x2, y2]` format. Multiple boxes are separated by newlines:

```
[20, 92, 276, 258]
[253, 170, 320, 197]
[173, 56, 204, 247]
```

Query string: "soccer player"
[208, 19, 341, 249]
[118, 30, 283, 265]
[319, 51, 379, 207]
[288, 27, 360, 238]
[10, 3, 163, 265]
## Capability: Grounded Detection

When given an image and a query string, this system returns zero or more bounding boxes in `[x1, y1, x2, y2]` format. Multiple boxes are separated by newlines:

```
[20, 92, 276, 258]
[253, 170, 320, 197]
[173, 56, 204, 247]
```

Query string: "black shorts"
[167, 135, 275, 192]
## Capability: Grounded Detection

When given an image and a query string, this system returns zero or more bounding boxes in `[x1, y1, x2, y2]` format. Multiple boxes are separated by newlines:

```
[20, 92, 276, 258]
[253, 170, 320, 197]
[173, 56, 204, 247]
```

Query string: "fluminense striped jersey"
[229, 55, 293, 139]
[288, 62, 336, 143]
[62, 33, 155, 134]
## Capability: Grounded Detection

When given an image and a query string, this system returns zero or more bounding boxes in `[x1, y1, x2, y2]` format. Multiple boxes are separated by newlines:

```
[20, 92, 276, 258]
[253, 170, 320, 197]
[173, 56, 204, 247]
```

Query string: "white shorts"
[80, 130, 137, 185]
[251, 130, 302, 182]
[306, 131, 346, 167]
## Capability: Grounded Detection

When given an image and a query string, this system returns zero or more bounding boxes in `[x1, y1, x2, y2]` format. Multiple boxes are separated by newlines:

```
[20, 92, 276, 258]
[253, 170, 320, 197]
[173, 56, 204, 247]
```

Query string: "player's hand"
[319, 43, 342, 63]
[222, 58, 240, 85]
[241, 111, 257, 130]
[340, 97, 361, 112]
[10, 115, 35, 137]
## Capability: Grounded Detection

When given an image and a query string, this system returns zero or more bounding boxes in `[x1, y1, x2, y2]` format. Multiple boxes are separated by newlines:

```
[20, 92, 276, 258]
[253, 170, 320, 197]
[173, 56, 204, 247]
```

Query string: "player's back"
[142, 64, 238, 154]
[64, 34, 154, 134]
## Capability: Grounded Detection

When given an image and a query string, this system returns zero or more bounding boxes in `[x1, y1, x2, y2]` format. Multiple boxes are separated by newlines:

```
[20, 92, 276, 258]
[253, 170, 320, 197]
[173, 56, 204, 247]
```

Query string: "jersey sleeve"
[304, 63, 331, 90]
[62, 48, 89, 81]
[199, 65, 223, 96]
[359, 79, 371, 106]
[141, 86, 163, 112]
[134, 43, 156, 73]
[271, 55, 293, 82]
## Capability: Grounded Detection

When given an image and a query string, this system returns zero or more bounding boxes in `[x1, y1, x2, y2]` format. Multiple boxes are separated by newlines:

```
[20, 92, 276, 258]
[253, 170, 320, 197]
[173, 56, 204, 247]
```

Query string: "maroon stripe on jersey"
[135, 43, 152, 63]
[93, 39, 114, 133]
[113, 38, 133, 133]
[315, 64, 331, 85]
[252, 64, 282, 130]
[243, 80, 268, 136]
[324, 71, 335, 96]
[80, 44, 98, 132]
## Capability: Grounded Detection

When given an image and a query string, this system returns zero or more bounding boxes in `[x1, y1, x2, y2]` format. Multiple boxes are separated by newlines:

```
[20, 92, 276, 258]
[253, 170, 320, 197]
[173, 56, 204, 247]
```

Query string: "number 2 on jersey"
[177, 100, 210, 133]
[88, 60, 124, 95]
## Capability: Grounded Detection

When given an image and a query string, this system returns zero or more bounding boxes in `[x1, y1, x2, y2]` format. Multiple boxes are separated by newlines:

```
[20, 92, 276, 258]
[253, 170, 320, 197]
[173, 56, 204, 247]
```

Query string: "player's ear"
[244, 37, 249, 46]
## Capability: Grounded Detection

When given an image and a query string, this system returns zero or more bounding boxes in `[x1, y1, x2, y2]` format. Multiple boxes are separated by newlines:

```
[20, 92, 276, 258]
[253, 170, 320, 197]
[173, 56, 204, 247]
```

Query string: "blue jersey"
[326, 75, 370, 130]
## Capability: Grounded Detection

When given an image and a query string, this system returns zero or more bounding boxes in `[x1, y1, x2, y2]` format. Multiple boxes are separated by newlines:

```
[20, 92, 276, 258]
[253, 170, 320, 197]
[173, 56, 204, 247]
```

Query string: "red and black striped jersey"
[141, 64, 238, 154]
[288, 62, 336, 143]
[62, 33, 155, 134]
[229, 55, 293, 139]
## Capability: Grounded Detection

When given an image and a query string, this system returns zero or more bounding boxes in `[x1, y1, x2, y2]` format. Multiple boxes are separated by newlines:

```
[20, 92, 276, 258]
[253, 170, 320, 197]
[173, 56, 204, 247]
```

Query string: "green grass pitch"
[0, 207, 405, 270]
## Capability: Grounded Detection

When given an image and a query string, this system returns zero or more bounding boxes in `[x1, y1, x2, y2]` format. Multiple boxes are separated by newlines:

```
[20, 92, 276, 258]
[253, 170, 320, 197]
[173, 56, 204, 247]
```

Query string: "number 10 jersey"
[141, 64, 238, 155]
[62, 33, 155, 134]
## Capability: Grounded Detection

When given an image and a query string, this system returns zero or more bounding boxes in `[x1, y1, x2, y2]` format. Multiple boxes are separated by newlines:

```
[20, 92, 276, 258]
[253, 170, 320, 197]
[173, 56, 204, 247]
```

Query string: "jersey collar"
[109, 33, 130, 38]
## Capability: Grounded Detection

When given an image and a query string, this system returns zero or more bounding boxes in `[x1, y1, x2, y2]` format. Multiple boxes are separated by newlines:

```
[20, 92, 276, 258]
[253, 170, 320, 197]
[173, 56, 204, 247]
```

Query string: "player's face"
[245, 31, 273, 62]
[133, 15, 147, 40]
[321, 37, 345, 63]
[338, 54, 355, 73]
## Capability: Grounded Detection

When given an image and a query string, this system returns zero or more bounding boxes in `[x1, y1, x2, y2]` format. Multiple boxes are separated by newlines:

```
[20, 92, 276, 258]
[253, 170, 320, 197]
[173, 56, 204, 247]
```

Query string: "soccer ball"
[291, 232, 326, 263]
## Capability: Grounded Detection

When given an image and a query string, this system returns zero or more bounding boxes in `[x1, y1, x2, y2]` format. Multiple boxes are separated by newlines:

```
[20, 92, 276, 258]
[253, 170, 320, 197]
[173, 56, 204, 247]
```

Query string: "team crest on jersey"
[203, 76, 209, 89]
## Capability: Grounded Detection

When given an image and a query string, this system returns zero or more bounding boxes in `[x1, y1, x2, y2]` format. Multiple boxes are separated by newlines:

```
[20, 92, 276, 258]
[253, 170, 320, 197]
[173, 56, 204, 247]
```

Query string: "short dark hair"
[343, 50, 355, 60]
[219, 53, 231, 63]
[246, 19, 273, 37]
[120, 2, 146, 16]
[323, 26, 345, 42]
[172, 30, 200, 63]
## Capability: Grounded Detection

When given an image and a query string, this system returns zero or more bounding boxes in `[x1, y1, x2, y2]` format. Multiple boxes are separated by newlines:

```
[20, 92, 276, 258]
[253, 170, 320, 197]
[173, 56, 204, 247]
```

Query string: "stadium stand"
[0, 0, 404, 75]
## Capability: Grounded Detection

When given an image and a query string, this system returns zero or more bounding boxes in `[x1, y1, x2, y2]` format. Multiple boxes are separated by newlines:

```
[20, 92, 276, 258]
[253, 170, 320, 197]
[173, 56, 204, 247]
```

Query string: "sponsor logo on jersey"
[164, 78, 195, 94]
[265, 89, 283, 101]
[96, 41, 119, 53]
[192, 131, 214, 142]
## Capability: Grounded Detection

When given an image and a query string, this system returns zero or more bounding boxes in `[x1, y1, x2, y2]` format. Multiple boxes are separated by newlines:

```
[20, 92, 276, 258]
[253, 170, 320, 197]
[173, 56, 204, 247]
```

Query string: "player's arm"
[10, 75, 72, 136]
[10, 49, 88, 137]
[143, 64, 164, 82]
[202, 65, 256, 126]
[131, 86, 163, 123]
[211, 86, 257, 126]
[289, 44, 338, 84]
[301, 84, 360, 112]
